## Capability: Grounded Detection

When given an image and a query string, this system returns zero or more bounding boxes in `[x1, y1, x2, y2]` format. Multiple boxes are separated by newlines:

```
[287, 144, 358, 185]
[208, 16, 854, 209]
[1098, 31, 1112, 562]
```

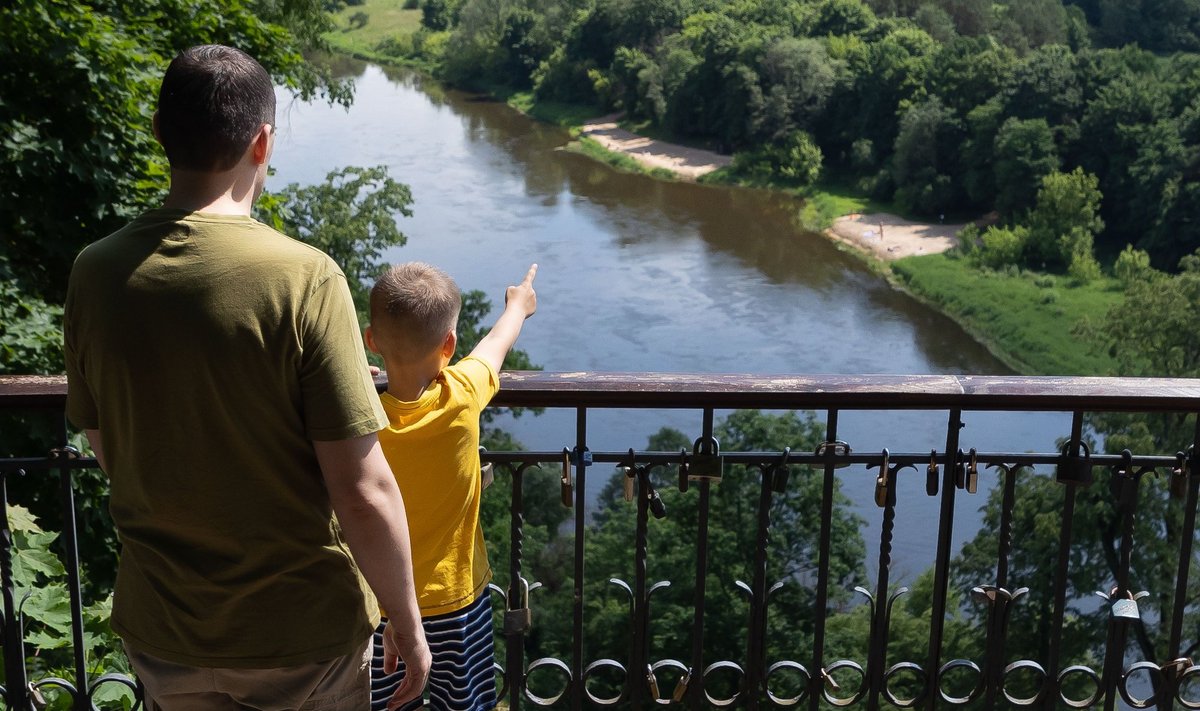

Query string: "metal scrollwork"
[523, 657, 572, 707]
[581, 658, 627, 706]
[701, 660, 744, 707]
[1057, 664, 1101, 708]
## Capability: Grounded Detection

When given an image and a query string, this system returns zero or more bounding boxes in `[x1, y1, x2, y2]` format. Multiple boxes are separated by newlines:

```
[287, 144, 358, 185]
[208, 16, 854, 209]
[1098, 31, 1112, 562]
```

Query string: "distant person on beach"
[63, 44, 429, 710]
[365, 261, 538, 710]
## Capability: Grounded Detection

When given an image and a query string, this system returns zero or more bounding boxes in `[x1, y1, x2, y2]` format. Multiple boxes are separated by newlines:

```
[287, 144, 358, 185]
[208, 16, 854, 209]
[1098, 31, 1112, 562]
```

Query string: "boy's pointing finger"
[522, 263, 538, 286]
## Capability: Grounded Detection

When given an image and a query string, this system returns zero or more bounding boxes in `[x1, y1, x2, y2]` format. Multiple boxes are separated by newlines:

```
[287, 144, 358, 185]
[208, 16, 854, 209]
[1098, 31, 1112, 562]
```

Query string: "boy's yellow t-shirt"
[377, 356, 498, 616]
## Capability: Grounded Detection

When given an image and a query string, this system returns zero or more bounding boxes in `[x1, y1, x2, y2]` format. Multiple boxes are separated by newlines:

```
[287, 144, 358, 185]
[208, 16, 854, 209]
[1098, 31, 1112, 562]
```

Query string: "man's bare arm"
[84, 429, 108, 472]
[313, 434, 430, 707]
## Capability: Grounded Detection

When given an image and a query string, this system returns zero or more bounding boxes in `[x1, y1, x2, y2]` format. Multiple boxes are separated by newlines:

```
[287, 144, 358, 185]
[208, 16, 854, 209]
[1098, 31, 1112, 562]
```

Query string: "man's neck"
[161, 167, 259, 215]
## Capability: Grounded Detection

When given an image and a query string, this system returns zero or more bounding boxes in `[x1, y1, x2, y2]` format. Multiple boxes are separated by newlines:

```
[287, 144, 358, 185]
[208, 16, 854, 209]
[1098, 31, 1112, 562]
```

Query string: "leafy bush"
[348, 11, 369, 29]
[731, 131, 823, 187]
[972, 225, 1028, 269]
[376, 34, 414, 58]
[1113, 244, 1152, 285]
[3, 505, 134, 710]
[403, 0, 420, 7]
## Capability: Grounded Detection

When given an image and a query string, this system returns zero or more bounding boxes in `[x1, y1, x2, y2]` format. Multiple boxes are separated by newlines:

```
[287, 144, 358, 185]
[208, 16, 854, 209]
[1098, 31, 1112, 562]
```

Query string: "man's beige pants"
[126, 641, 372, 711]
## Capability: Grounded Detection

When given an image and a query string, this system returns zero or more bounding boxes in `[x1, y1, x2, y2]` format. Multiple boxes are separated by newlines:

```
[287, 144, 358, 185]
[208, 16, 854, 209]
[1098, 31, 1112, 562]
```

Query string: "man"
[63, 45, 430, 710]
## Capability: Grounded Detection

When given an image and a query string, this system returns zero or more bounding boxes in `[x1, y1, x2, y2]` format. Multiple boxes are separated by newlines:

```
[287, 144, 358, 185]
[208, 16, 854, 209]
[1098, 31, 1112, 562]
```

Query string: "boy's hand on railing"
[504, 263, 538, 319]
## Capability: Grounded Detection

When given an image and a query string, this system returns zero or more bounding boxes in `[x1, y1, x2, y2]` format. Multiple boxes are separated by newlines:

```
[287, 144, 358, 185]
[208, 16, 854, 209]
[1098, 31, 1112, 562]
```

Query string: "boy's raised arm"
[469, 263, 538, 373]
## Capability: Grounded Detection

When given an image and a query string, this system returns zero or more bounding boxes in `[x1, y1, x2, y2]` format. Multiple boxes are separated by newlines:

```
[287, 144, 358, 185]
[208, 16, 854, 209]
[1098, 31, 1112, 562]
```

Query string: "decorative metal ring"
[1174, 663, 1200, 709]
[88, 673, 139, 705]
[650, 659, 689, 705]
[1001, 659, 1046, 706]
[1119, 661, 1164, 709]
[582, 658, 627, 706]
[30, 677, 78, 707]
[492, 661, 508, 702]
[937, 659, 983, 705]
[1057, 664, 1101, 708]
[822, 660, 867, 707]
[883, 661, 927, 707]
[764, 660, 810, 707]
[702, 660, 744, 707]
[523, 657, 573, 707]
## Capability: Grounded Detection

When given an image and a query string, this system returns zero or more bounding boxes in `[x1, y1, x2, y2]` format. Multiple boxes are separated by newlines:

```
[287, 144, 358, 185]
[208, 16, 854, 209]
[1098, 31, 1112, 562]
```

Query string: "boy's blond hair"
[370, 262, 461, 362]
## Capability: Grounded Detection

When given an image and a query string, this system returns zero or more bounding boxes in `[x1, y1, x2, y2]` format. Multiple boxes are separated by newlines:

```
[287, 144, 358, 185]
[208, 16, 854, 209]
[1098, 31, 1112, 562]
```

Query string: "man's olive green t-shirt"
[63, 209, 387, 668]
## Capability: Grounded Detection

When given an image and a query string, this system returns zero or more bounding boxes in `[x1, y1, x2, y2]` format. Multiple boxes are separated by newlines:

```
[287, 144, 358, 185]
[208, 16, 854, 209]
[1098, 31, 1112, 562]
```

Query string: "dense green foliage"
[0, 0, 353, 304]
[366, 0, 1200, 273]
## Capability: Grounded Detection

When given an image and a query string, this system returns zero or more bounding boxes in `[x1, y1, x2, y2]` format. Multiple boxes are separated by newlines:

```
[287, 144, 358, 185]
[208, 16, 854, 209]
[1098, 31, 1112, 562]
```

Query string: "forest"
[2, 0, 1200, 706]
[357, 0, 1200, 279]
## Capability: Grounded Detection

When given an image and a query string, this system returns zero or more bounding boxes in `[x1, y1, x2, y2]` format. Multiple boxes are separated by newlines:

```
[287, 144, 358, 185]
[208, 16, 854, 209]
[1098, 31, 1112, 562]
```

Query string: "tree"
[256, 167, 412, 312]
[0, 0, 351, 304]
[758, 38, 841, 140]
[891, 96, 966, 215]
[1025, 167, 1104, 278]
[992, 117, 1059, 217]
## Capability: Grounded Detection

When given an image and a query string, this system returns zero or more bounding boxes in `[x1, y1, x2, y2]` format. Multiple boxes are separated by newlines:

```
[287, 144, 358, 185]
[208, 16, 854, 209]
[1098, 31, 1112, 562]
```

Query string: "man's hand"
[504, 264, 538, 319]
[382, 619, 431, 709]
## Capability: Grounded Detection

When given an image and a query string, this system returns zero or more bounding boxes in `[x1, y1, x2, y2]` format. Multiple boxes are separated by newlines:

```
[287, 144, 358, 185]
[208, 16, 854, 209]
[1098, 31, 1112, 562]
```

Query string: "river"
[267, 59, 1073, 579]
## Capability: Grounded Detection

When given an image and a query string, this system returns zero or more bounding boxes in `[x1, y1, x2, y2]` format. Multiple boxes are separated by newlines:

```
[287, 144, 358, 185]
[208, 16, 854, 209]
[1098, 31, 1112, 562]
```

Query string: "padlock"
[1171, 451, 1189, 499]
[966, 449, 979, 494]
[1056, 441, 1093, 486]
[772, 465, 790, 493]
[771, 449, 791, 493]
[873, 450, 891, 508]
[815, 440, 852, 469]
[672, 668, 692, 702]
[926, 450, 939, 496]
[690, 438, 724, 480]
[505, 606, 532, 633]
[479, 446, 494, 489]
[622, 468, 635, 502]
[1112, 597, 1140, 620]
[28, 684, 47, 709]
[647, 487, 666, 519]
[646, 664, 660, 699]
[560, 449, 573, 508]
[954, 448, 966, 489]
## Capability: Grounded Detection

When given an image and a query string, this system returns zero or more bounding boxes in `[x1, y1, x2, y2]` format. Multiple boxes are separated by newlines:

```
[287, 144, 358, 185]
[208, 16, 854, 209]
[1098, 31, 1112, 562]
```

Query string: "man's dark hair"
[156, 45, 276, 172]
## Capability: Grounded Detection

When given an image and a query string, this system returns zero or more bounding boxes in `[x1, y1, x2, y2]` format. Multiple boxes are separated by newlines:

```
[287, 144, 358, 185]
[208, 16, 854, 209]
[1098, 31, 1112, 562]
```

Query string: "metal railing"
[1, 372, 1199, 710]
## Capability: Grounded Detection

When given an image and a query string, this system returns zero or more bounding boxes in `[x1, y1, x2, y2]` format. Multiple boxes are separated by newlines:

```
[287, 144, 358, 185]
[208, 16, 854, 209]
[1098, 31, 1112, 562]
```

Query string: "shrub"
[973, 225, 1028, 270]
[1113, 244, 1152, 286]
[376, 34, 414, 58]
[403, 0, 419, 6]
[348, 11, 369, 29]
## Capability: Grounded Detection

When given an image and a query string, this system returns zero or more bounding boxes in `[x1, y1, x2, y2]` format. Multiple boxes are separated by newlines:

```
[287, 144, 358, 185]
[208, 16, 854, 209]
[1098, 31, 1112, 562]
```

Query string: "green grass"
[891, 253, 1123, 376]
[503, 91, 601, 130]
[324, 0, 422, 61]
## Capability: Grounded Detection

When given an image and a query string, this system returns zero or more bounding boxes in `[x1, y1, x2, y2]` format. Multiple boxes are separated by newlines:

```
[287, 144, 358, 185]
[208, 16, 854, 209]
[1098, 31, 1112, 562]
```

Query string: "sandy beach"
[578, 115, 968, 260]
[826, 213, 969, 261]
[579, 114, 731, 180]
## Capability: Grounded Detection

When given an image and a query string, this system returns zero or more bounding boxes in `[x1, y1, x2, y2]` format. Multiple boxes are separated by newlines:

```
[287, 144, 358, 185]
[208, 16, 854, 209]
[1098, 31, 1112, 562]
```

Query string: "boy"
[365, 261, 538, 711]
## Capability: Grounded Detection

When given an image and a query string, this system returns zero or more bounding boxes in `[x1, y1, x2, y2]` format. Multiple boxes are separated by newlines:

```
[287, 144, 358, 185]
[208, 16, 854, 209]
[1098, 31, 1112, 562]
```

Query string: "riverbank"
[319, 11, 1118, 377]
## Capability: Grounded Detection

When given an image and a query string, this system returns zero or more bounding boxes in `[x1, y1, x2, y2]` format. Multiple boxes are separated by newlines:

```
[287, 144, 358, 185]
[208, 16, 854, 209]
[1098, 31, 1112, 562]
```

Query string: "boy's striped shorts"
[371, 593, 497, 711]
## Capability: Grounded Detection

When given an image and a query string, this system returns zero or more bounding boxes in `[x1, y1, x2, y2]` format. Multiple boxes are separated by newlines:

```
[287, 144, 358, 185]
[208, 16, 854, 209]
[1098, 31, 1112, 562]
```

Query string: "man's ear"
[364, 326, 380, 354]
[443, 330, 458, 359]
[250, 123, 273, 165]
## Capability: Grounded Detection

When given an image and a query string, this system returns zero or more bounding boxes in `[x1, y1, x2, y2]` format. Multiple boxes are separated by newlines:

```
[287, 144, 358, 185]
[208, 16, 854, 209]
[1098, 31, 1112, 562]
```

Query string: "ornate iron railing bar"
[1164, 418, 1200, 711]
[1, 466, 32, 710]
[808, 409, 839, 711]
[502, 461, 528, 711]
[1044, 411, 1087, 709]
[570, 407, 587, 709]
[52, 414, 89, 710]
[685, 408, 716, 707]
[926, 410, 961, 710]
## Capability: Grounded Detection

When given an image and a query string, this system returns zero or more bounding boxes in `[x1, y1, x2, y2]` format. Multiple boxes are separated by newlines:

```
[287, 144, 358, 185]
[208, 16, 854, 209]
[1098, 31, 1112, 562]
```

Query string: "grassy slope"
[891, 254, 1121, 375]
[319, 7, 1124, 378]
[324, 0, 422, 61]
